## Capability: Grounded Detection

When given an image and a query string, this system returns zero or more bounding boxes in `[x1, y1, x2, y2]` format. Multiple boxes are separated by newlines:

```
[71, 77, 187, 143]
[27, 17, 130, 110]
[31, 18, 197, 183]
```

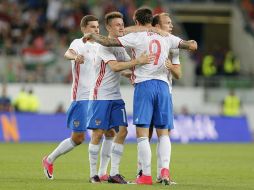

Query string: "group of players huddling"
[42, 7, 197, 185]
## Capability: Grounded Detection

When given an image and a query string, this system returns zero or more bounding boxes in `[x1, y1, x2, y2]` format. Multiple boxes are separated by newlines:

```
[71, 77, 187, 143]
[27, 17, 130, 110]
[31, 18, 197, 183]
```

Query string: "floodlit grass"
[0, 143, 254, 190]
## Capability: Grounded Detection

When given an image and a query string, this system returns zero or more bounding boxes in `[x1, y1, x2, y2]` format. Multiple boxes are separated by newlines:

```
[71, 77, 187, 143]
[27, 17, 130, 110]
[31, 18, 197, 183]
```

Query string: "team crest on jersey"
[73, 120, 80, 127]
[95, 119, 101, 126]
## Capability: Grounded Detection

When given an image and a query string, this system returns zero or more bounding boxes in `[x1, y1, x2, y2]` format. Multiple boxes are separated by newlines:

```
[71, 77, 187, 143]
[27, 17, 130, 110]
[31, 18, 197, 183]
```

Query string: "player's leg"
[148, 124, 154, 141]
[133, 81, 155, 185]
[42, 100, 87, 179]
[86, 100, 111, 183]
[154, 80, 174, 185]
[136, 126, 152, 185]
[88, 129, 104, 183]
[98, 128, 115, 181]
[155, 129, 172, 183]
[155, 128, 171, 185]
[156, 134, 161, 182]
[45, 131, 84, 165]
[108, 99, 128, 184]
[137, 123, 153, 177]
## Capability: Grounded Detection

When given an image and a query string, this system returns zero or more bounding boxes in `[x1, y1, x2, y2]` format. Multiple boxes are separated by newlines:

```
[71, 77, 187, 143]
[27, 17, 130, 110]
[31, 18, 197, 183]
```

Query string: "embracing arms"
[108, 52, 155, 72]
[164, 59, 182, 79]
[83, 33, 121, 47]
[179, 40, 197, 52]
[64, 49, 84, 64]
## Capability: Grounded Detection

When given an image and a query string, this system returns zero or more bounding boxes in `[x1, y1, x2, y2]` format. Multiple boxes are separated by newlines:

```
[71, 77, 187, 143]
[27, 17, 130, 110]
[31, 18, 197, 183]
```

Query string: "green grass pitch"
[0, 143, 254, 190]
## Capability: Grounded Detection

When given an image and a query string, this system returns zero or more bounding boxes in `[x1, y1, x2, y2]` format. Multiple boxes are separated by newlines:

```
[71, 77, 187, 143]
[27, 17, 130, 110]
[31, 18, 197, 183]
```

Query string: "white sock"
[158, 135, 171, 170]
[137, 146, 142, 173]
[88, 143, 100, 177]
[156, 141, 161, 178]
[47, 138, 77, 164]
[110, 143, 124, 176]
[137, 137, 151, 176]
[98, 137, 113, 176]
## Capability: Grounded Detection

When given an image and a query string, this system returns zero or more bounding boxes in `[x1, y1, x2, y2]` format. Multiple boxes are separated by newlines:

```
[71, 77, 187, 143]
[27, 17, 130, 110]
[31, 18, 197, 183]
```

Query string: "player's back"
[118, 31, 181, 84]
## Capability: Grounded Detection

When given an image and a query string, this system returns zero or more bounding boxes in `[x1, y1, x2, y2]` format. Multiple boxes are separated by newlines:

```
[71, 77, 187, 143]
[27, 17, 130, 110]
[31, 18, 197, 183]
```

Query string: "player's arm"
[121, 70, 133, 85]
[124, 26, 169, 36]
[108, 52, 155, 72]
[64, 49, 84, 64]
[121, 70, 132, 78]
[178, 40, 197, 51]
[165, 59, 182, 79]
[83, 33, 121, 47]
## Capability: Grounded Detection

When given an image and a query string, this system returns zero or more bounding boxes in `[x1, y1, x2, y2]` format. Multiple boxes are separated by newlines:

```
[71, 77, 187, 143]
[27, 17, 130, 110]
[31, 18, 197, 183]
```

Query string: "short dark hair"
[134, 8, 153, 25]
[104, 11, 123, 25]
[152, 13, 170, 26]
[80, 15, 98, 28]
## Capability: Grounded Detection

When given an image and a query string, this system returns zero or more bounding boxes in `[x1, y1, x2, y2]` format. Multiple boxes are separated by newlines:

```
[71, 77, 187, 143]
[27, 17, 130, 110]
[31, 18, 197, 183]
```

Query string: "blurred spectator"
[13, 87, 29, 112]
[153, 0, 165, 15]
[55, 103, 65, 113]
[242, 0, 254, 19]
[196, 49, 241, 79]
[0, 83, 11, 112]
[201, 54, 217, 77]
[0, 0, 175, 84]
[46, 0, 62, 25]
[212, 46, 225, 75]
[223, 51, 240, 76]
[26, 88, 40, 112]
[5, 62, 16, 82]
[5, 0, 246, 85]
[53, 66, 65, 83]
[241, 0, 254, 31]
[22, 35, 56, 70]
[13, 87, 40, 112]
[221, 89, 241, 116]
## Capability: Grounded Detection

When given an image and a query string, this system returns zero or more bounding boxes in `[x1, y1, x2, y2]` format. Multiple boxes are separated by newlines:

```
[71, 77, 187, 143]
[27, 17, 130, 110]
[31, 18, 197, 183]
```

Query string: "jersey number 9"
[149, 40, 161, 65]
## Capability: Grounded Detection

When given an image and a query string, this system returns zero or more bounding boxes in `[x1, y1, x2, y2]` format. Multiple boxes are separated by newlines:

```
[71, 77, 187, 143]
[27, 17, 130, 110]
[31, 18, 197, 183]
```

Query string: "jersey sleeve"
[170, 49, 180, 65]
[123, 49, 131, 61]
[68, 39, 80, 54]
[117, 33, 141, 48]
[98, 46, 117, 63]
[167, 34, 182, 49]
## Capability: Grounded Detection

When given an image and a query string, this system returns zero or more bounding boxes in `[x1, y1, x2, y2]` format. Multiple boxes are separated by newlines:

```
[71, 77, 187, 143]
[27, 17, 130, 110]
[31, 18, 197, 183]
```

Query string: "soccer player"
[96, 15, 167, 183]
[153, 13, 181, 184]
[42, 15, 100, 180]
[83, 7, 197, 185]
[143, 12, 182, 184]
[86, 11, 155, 184]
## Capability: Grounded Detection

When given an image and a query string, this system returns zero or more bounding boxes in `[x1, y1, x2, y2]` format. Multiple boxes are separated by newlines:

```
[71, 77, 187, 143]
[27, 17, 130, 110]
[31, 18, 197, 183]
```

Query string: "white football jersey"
[168, 48, 180, 93]
[118, 32, 181, 85]
[90, 45, 131, 100]
[69, 38, 99, 101]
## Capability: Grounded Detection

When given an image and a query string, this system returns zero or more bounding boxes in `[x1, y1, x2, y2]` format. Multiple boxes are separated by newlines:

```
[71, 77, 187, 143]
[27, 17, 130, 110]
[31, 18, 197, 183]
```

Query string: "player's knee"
[91, 130, 104, 144]
[72, 135, 85, 145]
[105, 129, 116, 138]
[119, 127, 128, 139]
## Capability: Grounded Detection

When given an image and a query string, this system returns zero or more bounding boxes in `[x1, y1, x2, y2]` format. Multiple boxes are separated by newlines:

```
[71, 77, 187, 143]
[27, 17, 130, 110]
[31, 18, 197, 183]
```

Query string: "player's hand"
[82, 33, 92, 43]
[75, 54, 85, 64]
[136, 51, 155, 65]
[188, 40, 198, 51]
[164, 58, 173, 70]
[149, 27, 169, 37]
[121, 70, 132, 78]
[121, 70, 134, 85]
[156, 29, 170, 37]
